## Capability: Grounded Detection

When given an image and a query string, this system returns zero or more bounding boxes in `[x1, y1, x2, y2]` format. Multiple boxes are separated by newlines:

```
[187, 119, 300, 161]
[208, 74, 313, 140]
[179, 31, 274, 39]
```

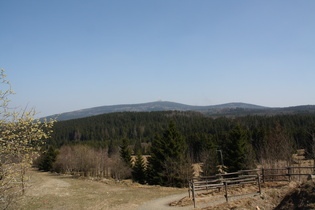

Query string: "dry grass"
[15, 152, 315, 210]
[169, 181, 299, 210]
[15, 169, 186, 210]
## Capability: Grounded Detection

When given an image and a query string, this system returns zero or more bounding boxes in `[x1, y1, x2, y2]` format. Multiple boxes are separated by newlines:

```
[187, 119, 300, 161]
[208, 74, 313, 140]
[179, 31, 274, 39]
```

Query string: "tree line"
[37, 110, 315, 187]
[40, 121, 193, 187]
[50, 111, 315, 160]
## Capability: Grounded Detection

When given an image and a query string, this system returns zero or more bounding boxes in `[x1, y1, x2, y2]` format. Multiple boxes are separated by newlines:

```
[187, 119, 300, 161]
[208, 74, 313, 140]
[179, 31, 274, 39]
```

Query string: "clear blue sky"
[1, 0, 314, 118]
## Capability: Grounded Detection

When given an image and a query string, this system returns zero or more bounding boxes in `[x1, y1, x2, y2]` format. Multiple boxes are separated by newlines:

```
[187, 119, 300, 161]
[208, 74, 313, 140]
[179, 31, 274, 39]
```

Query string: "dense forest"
[49, 111, 315, 160]
[42, 111, 315, 186]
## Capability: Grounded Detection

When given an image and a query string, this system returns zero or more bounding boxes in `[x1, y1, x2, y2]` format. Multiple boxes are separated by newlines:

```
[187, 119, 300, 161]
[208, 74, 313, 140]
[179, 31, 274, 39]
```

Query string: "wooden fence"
[262, 167, 315, 182]
[189, 167, 315, 208]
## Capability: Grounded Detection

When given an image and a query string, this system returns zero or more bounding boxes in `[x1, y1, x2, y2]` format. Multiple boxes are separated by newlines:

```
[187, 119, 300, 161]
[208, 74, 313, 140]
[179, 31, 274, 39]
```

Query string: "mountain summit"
[42, 101, 315, 121]
[42, 101, 268, 121]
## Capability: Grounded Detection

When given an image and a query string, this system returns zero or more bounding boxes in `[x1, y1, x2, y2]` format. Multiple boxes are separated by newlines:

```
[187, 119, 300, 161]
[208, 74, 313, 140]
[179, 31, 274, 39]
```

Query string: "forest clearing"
[14, 165, 315, 210]
[16, 168, 186, 210]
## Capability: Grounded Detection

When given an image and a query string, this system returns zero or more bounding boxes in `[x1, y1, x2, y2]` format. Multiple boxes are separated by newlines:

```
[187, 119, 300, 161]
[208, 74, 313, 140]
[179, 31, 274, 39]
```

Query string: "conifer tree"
[147, 120, 193, 187]
[201, 148, 220, 176]
[120, 138, 132, 167]
[224, 125, 255, 172]
[38, 146, 59, 172]
[132, 151, 146, 184]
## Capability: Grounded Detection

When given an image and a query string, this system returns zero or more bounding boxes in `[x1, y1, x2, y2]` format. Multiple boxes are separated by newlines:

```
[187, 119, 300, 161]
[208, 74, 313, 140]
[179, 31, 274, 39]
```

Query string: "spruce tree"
[132, 151, 146, 184]
[120, 138, 132, 167]
[147, 120, 193, 187]
[38, 146, 58, 172]
[224, 125, 255, 172]
[201, 148, 220, 176]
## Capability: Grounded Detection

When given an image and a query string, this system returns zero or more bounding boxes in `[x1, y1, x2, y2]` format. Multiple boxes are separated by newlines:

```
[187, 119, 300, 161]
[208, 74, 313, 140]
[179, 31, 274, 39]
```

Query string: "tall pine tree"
[38, 146, 59, 172]
[132, 151, 146, 184]
[120, 138, 132, 167]
[201, 148, 220, 176]
[147, 120, 193, 187]
[224, 125, 255, 172]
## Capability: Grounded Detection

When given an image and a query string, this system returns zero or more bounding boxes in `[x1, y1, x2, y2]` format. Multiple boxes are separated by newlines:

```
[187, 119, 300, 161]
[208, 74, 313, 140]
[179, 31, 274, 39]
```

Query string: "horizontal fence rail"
[189, 167, 315, 208]
[262, 167, 315, 182]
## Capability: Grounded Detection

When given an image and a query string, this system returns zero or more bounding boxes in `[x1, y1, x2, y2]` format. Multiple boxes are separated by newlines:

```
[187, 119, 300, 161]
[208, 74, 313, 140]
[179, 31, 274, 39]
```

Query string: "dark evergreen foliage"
[120, 138, 132, 167]
[49, 111, 315, 177]
[201, 148, 220, 176]
[38, 146, 58, 172]
[224, 125, 255, 172]
[147, 121, 193, 187]
[132, 151, 146, 184]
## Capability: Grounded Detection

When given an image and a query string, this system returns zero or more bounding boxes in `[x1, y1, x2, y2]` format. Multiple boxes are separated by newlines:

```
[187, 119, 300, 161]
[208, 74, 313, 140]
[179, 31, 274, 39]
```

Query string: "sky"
[1, 0, 315, 118]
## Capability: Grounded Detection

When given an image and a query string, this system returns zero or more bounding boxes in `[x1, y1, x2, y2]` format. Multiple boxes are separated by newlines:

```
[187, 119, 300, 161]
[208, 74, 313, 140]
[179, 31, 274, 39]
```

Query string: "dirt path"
[137, 193, 190, 210]
[137, 192, 260, 210]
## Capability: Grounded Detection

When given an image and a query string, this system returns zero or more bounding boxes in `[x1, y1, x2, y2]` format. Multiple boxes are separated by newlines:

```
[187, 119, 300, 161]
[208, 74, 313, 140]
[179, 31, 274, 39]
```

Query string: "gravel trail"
[137, 192, 260, 209]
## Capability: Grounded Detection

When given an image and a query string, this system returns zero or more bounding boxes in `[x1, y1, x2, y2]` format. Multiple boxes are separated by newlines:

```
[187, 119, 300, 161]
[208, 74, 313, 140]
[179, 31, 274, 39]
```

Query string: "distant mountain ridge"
[42, 101, 315, 121]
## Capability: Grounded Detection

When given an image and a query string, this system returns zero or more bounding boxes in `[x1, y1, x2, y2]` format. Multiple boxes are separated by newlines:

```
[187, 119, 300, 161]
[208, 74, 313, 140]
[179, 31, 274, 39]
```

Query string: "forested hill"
[50, 110, 315, 161]
[43, 101, 315, 121]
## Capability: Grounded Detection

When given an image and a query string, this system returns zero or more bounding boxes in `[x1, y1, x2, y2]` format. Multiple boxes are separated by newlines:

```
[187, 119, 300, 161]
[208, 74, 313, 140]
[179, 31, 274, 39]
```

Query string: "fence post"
[188, 181, 191, 198]
[262, 168, 265, 183]
[288, 167, 291, 182]
[257, 174, 262, 194]
[218, 174, 223, 192]
[224, 181, 228, 202]
[192, 180, 196, 208]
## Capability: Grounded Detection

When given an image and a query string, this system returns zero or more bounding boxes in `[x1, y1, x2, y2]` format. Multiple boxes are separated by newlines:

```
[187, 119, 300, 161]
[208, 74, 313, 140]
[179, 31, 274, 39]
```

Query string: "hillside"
[42, 101, 315, 121]
[44, 101, 198, 121]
